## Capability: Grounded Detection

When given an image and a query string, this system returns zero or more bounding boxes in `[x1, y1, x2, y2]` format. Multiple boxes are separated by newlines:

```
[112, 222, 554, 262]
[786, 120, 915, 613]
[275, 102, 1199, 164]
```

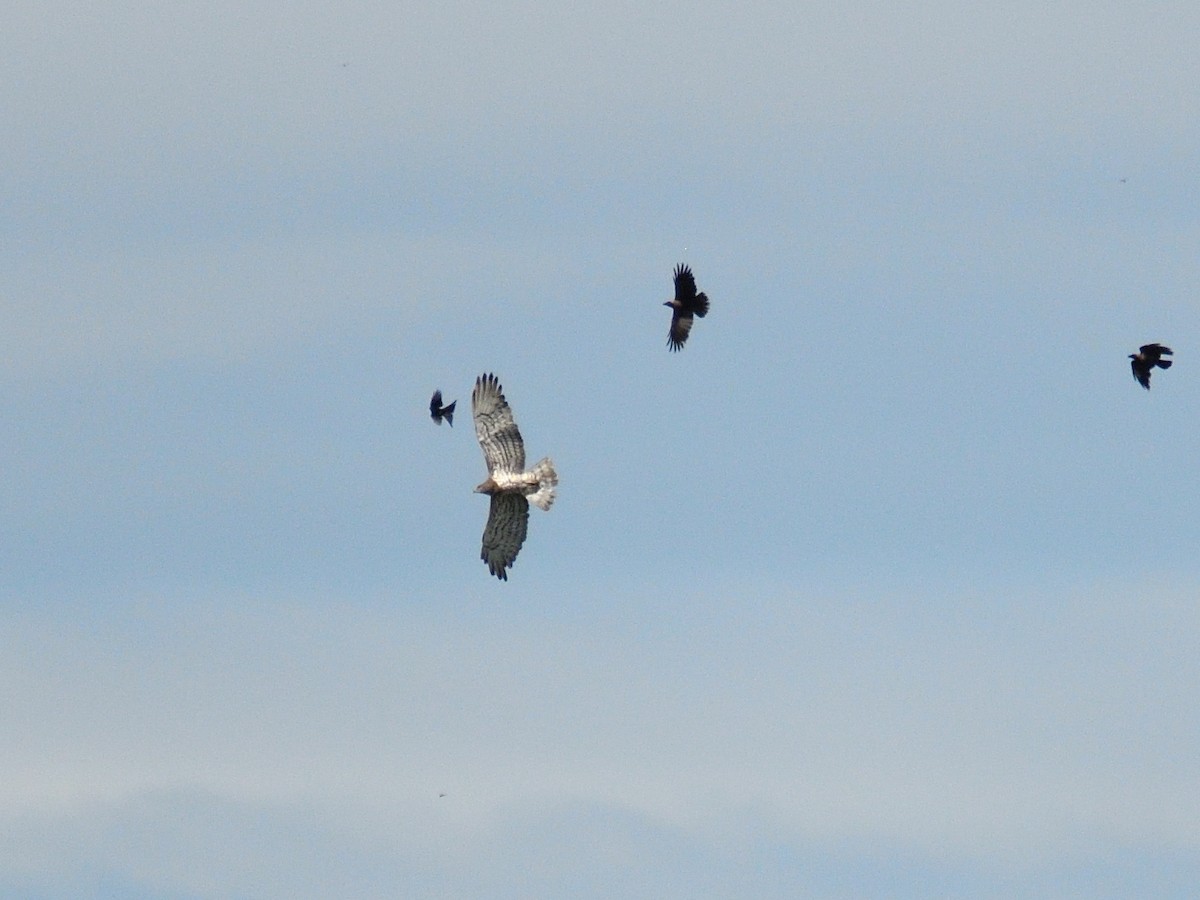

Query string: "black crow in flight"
[664, 264, 710, 352]
[430, 389, 456, 425]
[1129, 343, 1173, 390]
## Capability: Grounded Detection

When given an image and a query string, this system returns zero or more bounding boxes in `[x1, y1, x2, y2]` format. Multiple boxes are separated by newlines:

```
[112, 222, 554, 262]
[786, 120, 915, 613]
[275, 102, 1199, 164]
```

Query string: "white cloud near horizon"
[2, 581, 1195, 889]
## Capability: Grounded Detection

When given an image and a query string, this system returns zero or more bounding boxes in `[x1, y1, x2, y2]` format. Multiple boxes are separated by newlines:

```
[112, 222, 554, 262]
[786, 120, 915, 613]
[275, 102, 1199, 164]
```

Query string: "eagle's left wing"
[472, 373, 526, 474]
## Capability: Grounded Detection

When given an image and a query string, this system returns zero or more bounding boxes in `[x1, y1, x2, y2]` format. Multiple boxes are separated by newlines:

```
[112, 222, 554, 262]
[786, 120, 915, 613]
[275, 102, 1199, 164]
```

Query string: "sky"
[2, 2, 1199, 897]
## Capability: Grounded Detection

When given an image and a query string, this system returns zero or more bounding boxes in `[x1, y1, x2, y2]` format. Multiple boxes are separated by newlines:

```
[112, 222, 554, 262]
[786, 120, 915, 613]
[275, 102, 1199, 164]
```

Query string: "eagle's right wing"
[472, 373, 526, 474]
[481, 493, 529, 580]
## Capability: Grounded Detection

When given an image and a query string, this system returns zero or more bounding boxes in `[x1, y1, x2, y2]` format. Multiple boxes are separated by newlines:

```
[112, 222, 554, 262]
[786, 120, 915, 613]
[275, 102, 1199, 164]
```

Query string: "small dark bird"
[430, 389, 456, 425]
[664, 263, 710, 352]
[1129, 343, 1173, 390]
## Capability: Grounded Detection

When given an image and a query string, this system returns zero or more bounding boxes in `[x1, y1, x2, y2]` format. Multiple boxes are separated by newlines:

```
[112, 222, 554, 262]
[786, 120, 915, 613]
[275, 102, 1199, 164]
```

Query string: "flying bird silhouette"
[429, 390, 456, 426]
[1129, 343, 1173, 390]
[664, 264, 710, 351]
[471, 373, 557, 580]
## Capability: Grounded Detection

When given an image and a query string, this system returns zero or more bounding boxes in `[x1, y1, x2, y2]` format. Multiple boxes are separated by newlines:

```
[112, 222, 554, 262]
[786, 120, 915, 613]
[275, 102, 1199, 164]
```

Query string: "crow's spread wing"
[668, 310, 694, 352]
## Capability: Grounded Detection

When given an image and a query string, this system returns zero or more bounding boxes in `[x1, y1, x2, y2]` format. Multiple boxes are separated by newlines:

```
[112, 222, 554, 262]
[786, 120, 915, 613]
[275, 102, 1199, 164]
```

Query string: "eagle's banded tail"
[529, 457, 558, 511]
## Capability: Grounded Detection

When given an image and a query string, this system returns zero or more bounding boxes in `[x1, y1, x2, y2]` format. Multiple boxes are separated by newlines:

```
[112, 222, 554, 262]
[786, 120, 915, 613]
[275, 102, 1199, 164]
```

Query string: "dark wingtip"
[473, 372, 503, 404]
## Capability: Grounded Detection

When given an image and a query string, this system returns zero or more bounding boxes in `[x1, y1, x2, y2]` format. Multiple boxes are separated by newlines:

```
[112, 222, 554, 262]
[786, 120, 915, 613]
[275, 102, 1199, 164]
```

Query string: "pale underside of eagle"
[472, 373, 558, 580]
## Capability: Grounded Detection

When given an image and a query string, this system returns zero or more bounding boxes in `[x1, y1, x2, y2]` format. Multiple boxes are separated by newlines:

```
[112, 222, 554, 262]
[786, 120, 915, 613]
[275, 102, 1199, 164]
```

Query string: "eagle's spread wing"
[472, 373, 525, 474]
[481, 492, 529, 580]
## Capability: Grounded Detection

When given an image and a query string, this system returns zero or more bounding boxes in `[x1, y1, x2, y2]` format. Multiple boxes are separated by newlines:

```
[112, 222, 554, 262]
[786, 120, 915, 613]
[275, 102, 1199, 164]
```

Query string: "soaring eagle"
[471, 373, 557, 580]
[1129, 343, 1173, 390]
[664, 263, 710, 352]
[429, 389, 456, 426]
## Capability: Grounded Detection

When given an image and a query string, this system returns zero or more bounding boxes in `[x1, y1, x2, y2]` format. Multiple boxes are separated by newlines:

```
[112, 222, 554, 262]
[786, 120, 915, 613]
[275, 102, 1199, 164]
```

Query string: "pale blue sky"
[2, 2, 1199, 897]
